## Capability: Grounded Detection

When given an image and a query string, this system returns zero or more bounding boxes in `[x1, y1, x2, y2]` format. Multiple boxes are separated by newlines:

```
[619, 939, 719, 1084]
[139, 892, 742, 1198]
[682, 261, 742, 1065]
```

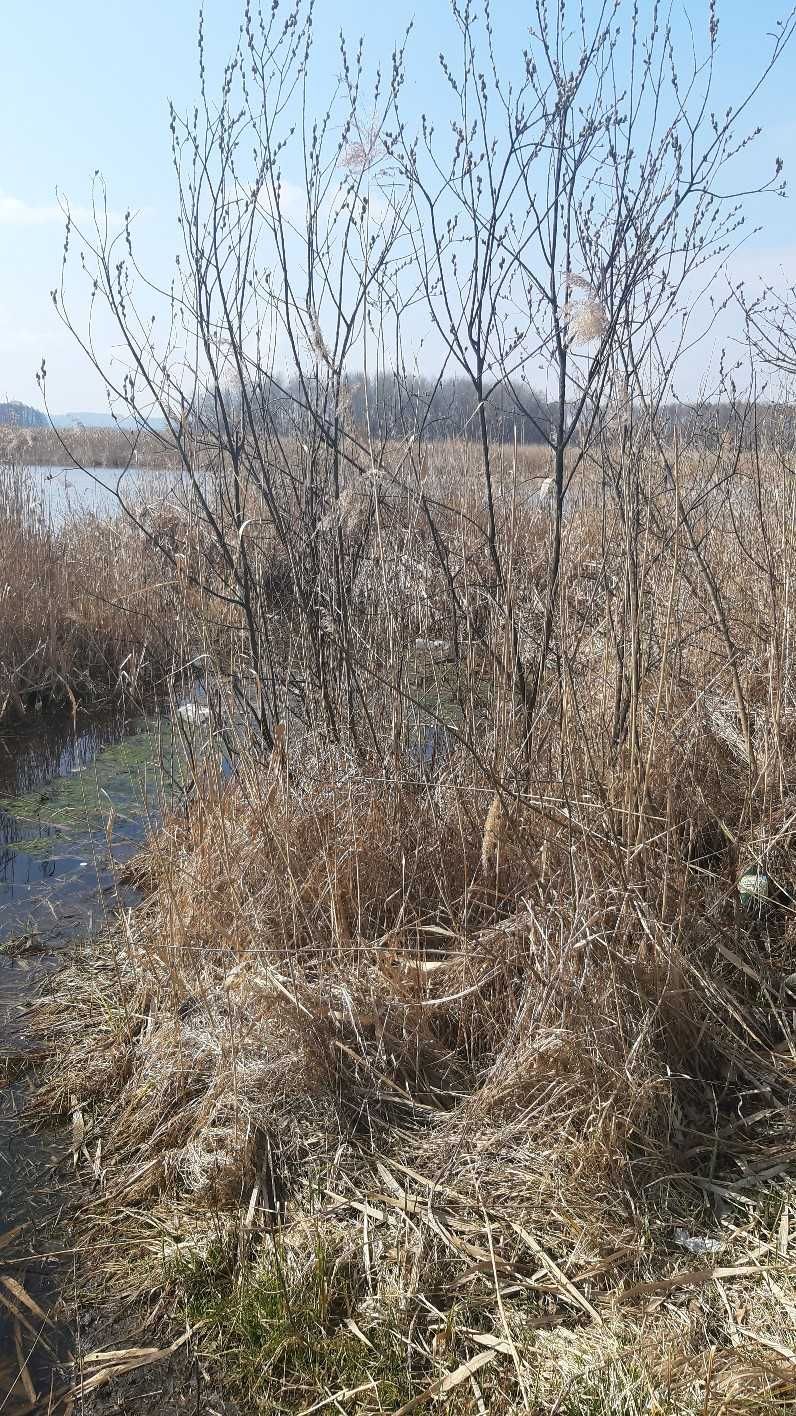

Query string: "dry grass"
[21, 429, 796, 1411]
[0, 423, 180, 471]
[0, 464, 179, 721]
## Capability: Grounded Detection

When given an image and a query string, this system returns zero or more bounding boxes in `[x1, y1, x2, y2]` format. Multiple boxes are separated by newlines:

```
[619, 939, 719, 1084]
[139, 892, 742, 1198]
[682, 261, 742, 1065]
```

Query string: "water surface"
[25, 465, 186, 528]
[0, 708, 189, 1410]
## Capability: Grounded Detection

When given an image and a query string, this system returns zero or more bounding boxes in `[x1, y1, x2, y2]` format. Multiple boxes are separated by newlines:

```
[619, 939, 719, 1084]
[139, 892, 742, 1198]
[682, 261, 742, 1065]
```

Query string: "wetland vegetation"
[4, 1, 796, 1412]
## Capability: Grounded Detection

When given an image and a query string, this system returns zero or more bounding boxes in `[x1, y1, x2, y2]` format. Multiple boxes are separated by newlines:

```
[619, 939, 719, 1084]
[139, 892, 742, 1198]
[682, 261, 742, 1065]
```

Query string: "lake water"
[23, 464, 185, 528]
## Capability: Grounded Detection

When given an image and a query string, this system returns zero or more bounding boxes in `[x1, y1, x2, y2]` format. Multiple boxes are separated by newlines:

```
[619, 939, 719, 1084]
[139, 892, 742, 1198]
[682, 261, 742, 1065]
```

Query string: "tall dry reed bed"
[28, 434, 796, 1413]
[0, 422, 181, 472]
[0, 465, 180, 722]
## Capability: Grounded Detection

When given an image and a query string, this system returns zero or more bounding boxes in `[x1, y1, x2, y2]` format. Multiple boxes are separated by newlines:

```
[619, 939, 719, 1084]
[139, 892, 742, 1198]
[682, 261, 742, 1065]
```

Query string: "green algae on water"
[0, 718, 185, 835]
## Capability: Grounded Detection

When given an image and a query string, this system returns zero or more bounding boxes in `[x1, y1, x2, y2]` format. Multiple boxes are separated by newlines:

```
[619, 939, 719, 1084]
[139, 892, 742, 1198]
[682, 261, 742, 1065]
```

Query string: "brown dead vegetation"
[29, 439, 796, 1407]
[0, 465, 180, 722]
[18, 2, 796, 1400]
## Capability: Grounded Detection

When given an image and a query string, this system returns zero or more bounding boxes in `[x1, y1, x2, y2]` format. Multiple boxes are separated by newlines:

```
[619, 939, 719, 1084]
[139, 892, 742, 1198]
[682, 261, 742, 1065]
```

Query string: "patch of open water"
[24, 464, 201, 530]
[0, 707, 193, 1410]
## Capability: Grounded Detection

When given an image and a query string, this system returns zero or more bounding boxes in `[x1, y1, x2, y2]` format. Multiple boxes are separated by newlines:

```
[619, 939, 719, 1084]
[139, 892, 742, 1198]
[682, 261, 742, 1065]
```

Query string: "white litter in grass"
[177, 703, 211, 723]
[738, 866, 769, 906]
[674, 1229, 723, 1255]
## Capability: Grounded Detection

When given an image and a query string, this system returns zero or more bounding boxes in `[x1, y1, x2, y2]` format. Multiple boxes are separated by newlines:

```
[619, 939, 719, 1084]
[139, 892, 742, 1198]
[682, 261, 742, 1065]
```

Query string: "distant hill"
[0, 401, 46, 427]
[51, 411, 167, 431]
[52, 411, 139, 429]
[0, 405, 168, 434]
[0, 405, 144, 430]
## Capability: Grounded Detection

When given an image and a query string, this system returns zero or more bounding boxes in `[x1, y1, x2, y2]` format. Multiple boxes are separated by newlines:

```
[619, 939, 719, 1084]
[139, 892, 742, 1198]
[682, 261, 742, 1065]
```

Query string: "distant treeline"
[339, 376, 552, 445]
[4, 378, 793, 457]
[0, 401, 47, 428]
[227, 375, 554, 445]
[210, 374, 796, 450]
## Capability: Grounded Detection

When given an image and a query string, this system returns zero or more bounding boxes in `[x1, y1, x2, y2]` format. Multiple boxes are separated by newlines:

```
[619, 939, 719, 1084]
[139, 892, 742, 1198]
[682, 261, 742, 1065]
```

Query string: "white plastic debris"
[177, 702, 211, 723]
[673, 1228, 723, 1255]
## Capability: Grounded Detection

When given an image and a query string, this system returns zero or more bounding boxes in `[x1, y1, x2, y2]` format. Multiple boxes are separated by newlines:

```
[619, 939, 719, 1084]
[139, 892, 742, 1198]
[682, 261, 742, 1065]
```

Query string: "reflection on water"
[0, 711, 174, 949]
[0, 811, 75, 891]
[0, 710, 137, 800]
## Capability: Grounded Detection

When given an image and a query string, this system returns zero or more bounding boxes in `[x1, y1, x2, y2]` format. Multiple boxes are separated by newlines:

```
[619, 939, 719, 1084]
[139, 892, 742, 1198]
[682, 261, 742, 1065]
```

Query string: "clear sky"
[1, 0, 795, 411]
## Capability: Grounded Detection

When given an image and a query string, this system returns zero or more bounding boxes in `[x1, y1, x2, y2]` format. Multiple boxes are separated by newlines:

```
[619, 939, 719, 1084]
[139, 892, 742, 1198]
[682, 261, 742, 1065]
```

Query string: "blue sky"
[1, 0, 795, 409]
